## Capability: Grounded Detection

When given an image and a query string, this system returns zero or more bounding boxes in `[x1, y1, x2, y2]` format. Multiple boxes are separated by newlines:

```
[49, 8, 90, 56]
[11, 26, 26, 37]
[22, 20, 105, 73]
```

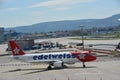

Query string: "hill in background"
[6, 14, 120, 33]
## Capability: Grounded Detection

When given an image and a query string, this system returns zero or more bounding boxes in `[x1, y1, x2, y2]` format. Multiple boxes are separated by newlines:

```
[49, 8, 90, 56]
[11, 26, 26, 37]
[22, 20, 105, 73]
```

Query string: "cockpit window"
[86, 54, 92, 56]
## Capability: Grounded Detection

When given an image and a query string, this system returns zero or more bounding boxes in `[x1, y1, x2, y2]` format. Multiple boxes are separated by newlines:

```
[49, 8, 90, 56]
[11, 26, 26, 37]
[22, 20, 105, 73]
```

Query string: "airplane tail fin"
[9, 40, 25, 56]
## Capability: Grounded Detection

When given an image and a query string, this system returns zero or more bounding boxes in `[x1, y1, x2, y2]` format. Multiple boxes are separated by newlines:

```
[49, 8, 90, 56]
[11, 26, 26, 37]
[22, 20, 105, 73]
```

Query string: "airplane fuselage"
[12, 52, 79, 64]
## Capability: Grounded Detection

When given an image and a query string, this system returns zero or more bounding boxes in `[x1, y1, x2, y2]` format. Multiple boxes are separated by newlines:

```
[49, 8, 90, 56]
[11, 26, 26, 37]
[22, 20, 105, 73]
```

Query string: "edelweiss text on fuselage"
[33, 53, 76, 60]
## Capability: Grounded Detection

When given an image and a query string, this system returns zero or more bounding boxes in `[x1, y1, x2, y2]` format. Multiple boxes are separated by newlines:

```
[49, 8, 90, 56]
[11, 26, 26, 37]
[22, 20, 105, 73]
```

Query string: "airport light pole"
[80, 25, 84, 51]
[5, 30, 12, 41]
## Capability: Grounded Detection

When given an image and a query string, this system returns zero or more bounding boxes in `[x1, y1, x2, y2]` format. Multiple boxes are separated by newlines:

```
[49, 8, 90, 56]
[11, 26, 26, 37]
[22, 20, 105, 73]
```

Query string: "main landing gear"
[82, 62, 86, 68]
[47, 65, 52, 70]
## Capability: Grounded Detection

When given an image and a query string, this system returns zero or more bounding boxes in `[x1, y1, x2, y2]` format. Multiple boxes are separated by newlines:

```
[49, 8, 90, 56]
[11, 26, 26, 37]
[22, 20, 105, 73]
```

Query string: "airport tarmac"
[0, 38, 120, 80]
[0, 56, 120, 80]
[35, 37, 120, 46]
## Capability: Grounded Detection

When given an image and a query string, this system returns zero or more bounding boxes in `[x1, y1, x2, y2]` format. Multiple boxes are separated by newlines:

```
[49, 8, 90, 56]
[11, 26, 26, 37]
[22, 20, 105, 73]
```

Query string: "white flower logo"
[79, 53, 85, 59]
[13, 48, 20, 54]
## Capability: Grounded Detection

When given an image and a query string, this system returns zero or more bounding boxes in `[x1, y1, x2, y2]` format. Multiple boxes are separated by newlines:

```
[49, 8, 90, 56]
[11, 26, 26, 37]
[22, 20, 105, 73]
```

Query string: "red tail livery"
[9, 40, 25, 56]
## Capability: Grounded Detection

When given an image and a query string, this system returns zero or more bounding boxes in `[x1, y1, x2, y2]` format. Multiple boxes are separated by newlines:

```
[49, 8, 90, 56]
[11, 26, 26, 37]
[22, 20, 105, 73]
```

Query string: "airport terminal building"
[0, 28, 4, 43]
[8, 39, 34, 50]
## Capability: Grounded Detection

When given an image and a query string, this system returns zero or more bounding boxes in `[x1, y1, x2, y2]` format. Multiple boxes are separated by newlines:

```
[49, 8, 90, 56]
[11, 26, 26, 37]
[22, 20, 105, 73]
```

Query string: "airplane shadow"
[3, 68, 45, 73]
[3, 66, 97, 75]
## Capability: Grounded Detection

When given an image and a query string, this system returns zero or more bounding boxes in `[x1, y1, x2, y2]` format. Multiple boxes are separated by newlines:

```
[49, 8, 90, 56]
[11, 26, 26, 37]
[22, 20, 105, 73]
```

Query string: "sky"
[0, 0, 120, 28]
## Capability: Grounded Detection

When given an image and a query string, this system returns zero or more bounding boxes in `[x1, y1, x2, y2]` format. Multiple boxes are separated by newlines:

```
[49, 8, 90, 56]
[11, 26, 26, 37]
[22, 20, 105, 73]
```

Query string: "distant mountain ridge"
[7, 14, 120, 33]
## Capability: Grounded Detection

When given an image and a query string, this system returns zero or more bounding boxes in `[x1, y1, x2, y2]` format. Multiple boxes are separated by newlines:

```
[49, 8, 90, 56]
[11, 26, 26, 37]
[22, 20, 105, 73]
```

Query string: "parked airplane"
[9, 40, 96, 69]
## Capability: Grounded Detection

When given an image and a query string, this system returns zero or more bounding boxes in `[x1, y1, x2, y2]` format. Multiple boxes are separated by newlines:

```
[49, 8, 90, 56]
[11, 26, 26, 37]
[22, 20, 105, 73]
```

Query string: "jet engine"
[53, 61, 64, 68]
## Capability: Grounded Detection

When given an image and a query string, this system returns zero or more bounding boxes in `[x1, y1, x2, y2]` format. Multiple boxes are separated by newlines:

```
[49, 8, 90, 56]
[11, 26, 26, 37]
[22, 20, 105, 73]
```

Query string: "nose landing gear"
[83, 62, 86, 68]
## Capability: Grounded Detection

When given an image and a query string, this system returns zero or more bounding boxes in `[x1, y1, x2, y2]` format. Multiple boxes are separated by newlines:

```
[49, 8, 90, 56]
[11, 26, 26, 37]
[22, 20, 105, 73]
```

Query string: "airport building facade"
[8, 39, 34, 50]
[0, 28, 4, 43]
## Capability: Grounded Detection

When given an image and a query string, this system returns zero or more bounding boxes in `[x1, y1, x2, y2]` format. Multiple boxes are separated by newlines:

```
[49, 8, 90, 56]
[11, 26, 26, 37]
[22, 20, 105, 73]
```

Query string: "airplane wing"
[28, 60, 61, 64]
